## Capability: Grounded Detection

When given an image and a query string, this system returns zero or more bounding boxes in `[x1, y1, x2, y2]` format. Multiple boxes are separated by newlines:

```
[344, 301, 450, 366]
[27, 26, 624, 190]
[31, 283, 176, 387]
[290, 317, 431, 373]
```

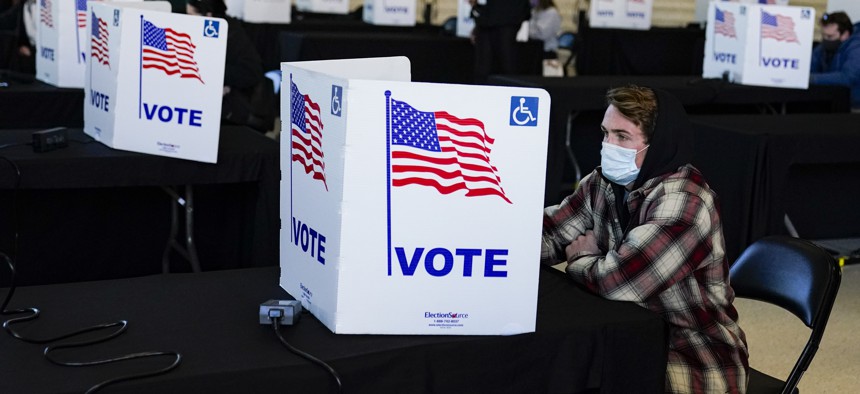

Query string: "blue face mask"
[600, 142, 649, 186]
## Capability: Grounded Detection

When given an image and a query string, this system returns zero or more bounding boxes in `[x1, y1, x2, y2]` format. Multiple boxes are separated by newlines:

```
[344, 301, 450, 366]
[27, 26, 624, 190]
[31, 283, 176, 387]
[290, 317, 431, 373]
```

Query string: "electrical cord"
[1, 156, 182, 393]
[270, 314, 343, 394]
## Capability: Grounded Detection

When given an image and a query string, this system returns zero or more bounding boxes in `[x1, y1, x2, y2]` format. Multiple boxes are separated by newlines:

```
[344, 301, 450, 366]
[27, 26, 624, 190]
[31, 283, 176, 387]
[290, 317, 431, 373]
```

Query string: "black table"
[691, 114, 860, 256]
[488, 75, 851, 261]
[0, 70, 84, 129]
[0, 265, 668, 393]
[576, 26, 706, 76]
[279, 31, 542, 84]
[0, 127, 278, 286]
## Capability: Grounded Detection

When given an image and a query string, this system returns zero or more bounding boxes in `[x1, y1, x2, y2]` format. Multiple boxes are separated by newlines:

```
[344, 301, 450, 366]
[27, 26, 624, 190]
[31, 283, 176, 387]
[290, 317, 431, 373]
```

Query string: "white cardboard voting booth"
[223, 0, 291, 24]
[363, 0, 416, 26]
[703, 3, 814, 89]
[696, 1, 792, 23]
[36, 0, 89, 87]
[280, 57, 549, 335]
[35, 0, 151, 88]
[588, 0, 653, 30]
[295, 0, 349, 15]
[84, 3, 227, 163]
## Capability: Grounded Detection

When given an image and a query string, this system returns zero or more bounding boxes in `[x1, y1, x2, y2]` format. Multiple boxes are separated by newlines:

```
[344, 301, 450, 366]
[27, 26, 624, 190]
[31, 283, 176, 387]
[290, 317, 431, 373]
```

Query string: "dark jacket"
[811, 32, 860, 108]
[470, 0, 530, 28]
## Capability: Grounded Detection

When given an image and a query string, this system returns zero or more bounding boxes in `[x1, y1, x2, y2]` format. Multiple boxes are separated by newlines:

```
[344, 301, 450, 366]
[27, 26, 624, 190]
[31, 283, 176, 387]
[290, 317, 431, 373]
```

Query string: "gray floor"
[736, 263, 860, 392]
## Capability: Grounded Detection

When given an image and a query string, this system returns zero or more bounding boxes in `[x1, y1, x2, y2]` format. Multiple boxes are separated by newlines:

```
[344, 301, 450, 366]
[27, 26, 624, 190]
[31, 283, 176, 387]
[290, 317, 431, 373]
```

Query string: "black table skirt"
[0, 127, 279, 286]
[691, 114, 860, 253]
[576, 26, 706, 76]
[0, 265, 667, 393]
[0, 70, 84, 129]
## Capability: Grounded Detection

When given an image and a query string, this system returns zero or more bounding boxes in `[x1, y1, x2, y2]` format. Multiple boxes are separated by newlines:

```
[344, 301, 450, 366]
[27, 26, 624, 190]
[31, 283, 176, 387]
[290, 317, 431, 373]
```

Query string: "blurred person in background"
[810, 11, 860, 111]
[469, 0, 530, 84]
[187, 0, 273, 131]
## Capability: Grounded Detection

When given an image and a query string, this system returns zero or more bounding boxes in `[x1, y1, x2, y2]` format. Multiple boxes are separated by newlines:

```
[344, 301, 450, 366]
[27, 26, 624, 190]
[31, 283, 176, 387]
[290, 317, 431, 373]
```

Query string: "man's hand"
[565, 230, 600, 260]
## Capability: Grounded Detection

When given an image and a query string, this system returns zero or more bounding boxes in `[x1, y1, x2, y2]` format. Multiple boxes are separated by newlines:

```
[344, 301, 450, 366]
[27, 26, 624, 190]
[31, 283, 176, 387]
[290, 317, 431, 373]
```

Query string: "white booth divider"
[84, 3, 227, 163]
[363, 0, 416, 26]
[280, 57, 550, 335]
[703, 3, 814, 89]
[588, 0, 653, 30]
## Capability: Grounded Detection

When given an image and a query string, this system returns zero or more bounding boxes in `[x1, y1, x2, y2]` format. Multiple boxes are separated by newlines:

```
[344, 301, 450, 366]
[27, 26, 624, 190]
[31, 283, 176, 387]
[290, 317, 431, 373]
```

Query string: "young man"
[541, 86, 749, 393]
[810, 11, 860, 110]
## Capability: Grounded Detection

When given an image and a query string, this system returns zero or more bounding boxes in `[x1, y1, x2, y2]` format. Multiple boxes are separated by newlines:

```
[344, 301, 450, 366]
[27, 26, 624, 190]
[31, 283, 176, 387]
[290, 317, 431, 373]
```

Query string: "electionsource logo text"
[424, 312, 469, 319]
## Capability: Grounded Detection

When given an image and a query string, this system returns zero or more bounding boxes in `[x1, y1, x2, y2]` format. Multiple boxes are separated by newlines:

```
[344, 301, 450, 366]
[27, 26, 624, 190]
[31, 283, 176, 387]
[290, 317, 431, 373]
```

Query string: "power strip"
[32, 127, 68, 152]
[259, 300, 302, 325]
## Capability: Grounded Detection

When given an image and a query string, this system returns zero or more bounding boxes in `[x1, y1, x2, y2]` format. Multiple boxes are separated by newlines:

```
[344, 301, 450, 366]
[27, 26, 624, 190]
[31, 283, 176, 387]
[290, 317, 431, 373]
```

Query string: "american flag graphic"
[388, 97, 510, 203]
[76, 0, 87, 28]
[141, 19, 203, 83]
[715, 8, 736, 38]
[90, 13, 109, 66]
[40, 0, 52, 28]
[761, 11, 798, 43]
[290, 80, 328, 190]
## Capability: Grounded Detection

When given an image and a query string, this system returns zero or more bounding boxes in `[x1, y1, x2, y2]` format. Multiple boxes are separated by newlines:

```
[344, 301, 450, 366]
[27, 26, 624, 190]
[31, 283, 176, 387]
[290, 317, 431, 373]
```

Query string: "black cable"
[0, 142, 30, 150]
[0, 157, 182, 393]
[271, 317, 344, 394]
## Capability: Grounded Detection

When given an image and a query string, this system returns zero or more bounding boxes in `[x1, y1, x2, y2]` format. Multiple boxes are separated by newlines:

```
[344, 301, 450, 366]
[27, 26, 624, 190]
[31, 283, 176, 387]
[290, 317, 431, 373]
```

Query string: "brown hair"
[605, 85, 658, 142]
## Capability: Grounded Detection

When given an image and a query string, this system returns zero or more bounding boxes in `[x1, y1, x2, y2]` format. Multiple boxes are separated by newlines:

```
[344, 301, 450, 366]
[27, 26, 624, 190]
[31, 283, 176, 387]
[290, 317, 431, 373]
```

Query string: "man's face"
[821, 23, 849, 42]
[601, 104, 648, 169]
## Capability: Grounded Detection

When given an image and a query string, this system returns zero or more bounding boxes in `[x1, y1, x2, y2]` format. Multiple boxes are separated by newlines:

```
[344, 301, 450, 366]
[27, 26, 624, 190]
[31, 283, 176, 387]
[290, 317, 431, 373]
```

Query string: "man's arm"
[566, 188, 719, 303]
[810, 39, 860, 86]
[540, 173, 597, 265]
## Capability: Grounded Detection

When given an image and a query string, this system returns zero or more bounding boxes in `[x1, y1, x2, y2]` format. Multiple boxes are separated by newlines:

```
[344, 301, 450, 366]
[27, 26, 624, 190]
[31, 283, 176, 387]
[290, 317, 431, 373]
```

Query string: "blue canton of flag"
[290, 79, 328, 190]
[389, 96, 511, 203]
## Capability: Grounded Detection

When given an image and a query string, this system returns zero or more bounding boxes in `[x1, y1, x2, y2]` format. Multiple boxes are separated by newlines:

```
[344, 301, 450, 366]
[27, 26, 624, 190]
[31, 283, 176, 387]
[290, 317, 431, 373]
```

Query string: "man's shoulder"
[649, 165, 715, 197]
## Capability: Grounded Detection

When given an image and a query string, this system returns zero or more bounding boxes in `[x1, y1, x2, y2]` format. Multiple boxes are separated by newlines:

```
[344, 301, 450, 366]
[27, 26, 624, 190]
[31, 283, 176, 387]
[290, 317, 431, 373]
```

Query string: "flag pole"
[75, 5, 82, 64]
[290, 73, 294, 248]
[385, 90, 392, 276]
[139, 15, 143, 119]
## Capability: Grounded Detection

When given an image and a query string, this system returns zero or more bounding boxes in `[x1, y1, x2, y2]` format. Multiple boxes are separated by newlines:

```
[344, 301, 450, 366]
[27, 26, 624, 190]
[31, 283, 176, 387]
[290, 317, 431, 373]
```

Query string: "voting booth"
[223, 0, 291, 24]
[84, 3, 227, 163]
[696, 1, 791, 23]
[279, 57, 549, 335]
[36, 0, 90, 87]
[35, 0, 149, 88]
[588, 0, 653, 30]
[703, 3, 814, 89]
[363, 0, 416, 26]
[295, 0, 349, 15]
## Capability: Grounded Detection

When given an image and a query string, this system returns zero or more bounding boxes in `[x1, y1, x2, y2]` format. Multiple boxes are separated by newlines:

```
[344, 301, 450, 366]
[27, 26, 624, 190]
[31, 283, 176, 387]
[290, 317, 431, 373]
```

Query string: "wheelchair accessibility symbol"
[331, 85, 342, 117]
[509, 96, 539, 127]
[203, 20, 220, 38]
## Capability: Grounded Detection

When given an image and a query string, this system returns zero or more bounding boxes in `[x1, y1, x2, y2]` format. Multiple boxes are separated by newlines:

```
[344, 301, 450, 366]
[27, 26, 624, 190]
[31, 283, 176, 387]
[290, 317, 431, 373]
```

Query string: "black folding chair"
[730, 236, 842, 394]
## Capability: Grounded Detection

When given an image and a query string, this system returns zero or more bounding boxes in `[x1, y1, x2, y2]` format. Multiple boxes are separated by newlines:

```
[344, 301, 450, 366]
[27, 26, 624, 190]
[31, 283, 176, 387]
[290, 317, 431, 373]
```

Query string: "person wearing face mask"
[810, 11, 860, 111]
[541, 85, 749, 393]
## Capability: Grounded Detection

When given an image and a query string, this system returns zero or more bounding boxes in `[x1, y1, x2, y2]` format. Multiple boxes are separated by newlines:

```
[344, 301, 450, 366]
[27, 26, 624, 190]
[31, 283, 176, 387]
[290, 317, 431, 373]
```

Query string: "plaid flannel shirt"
[542, 165, 749, 393]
